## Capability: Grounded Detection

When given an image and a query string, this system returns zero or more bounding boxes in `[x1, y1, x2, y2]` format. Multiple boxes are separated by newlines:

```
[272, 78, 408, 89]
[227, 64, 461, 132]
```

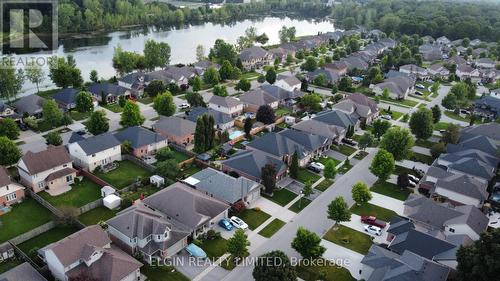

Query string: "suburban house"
[208, 95, 244, 117]
[312, 109, 360, 131]
[239, 88, 280, 113]
[269, 47, 295, 63]
[372, 76, 415, 99]
[259, 84, 304, 107]
[433, 151, 496, 185]
[146, 69, 189, 88]
[292, 119, 345, 144]
[52, 88, 79, 110]
[419, 45, 443, 61]
[341, 55, 369, 71]
[39, 225, 142, 281]
[17, 145, 76, 194]
[107, 182, 229, 263]
[472, 48, 488, 57]
[239, 46, 273, 70]
[183, 167, 262, 206]
[114, 126, 168, 158]
[0, 102, 19, 120]
[324, 61, 348, 76]
[275, 74, 302, 92]
[305, 68, 340, 85]
[0, 167, 25, 210]
[153, 116, 196, 147]
[332, 93, 379, 124]
[447, 55, 467, 66]
[436, 36, 451, 46]
[67, 132, 122, 172]
[461, 123, 500, 143]
[0, 262, 47, 281]
[118, 72, 146, 95]
[475, 57, 496, 69]
[456, 64, 481, 81]
[428, 64, 450, 79]
[399, 64, 430, 80]
[422, 35, 435, 44]
[13, 94, 46, 118]
[475, 96, 500, 120]
[403, 194, 488, 241]
[88, 82, 132, 103]
[184, 107, 234, 131]
[194, 60, 220, 76]
[221, 150, 288, 183]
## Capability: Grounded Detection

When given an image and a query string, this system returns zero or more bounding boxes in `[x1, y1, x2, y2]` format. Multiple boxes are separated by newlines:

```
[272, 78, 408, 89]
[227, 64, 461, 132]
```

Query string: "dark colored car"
[18, 123, 28, 131]
[342, 138, 358, 146]
[307, 164, 321, 173]
[361, 215, 387, 228]
[218, 218, 233, 231]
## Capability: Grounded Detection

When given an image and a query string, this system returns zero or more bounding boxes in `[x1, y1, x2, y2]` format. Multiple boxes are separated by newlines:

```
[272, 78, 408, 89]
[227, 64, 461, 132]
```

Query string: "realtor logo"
[1, 0, 58, 54]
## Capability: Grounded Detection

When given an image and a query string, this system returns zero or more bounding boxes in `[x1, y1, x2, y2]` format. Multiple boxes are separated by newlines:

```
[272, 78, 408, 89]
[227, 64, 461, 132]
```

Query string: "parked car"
[412, 168, 425, 177]
[416, 84, 425, 89]
[185, 243, 207, 258]
[408, 181, 416, 187]
[364, 225, 382, 236]
[381, 115, 392, 120]
[76, 130, 86, 135]
[219, 218, 233, 231]
[230, 216, 248, 230]
[408, 174, 420, 183]
[307, 164, 321, 173]
[414, 91, 423, 96]
[342, 138, 358, 146]
[460, 109, 469, 115]
[361, 216, 387, 228]
[179, 103, 190, 109]
[18, 123, 28, 131]
[309, 162, 325, 171]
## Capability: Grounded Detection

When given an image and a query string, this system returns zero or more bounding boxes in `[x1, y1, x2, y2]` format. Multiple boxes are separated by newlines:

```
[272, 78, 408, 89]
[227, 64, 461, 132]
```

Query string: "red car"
[361, 215, 387, 228]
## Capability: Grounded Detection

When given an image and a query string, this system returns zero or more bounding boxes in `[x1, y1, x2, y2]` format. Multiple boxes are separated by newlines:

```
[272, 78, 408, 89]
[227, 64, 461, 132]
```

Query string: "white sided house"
[208, 95, 244, 117]
[67, 132, 122, 172]
[275, 75, 302, 92]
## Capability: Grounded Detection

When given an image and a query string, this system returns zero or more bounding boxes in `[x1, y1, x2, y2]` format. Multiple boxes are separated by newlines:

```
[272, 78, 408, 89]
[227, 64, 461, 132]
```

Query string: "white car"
[230, 216, 248, 230]
[381, 115, 392, 120]
[408, 174, 420, 183]
[309, 162, 325, 171]
[408, 181, 416, 187]
[179, 103, 190, 109]
[416, 84, 425, 89]
[364, 225, 382, 236]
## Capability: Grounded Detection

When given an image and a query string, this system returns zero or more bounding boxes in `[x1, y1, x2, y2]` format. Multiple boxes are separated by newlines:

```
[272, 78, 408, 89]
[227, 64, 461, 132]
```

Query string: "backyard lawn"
[263, 188, 297, 206]
[93, 160, 152, 189]
[275, 107, 292, 117]
[258, 218, 286, 238]
[18, 225, 79, 260]
[179, 164, 201, 177]
[169, 150, 191, 163]
[296, 259, 355, 281]
[414, 139, 435, 149]
[370, 180, 411, 201]
[78, 206, 120, 225]
[331, 144, 357, 156]
[69, 110, 90, 121]
[315, 178, 333, 191]
[142, 265, 189, 281]
[297, 168, 321, 184]
[0, 259, 22, 274]
[323, 225, 373, 255]
[199, 237, 228, 258]
[39, 178, 101, 208]
[288, 197, 312, 213]
[407, 152, 434, 165]
[350, 203, 398, 222]
[0, 198, 53, 243]
[237, 209, 271, 230]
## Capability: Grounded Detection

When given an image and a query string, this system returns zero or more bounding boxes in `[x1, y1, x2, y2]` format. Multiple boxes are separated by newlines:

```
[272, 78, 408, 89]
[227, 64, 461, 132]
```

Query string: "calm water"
[17, 17, 335, 94]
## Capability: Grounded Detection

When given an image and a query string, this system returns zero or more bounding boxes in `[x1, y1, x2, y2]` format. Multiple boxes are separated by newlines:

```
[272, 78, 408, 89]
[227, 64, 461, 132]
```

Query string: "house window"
[66, 175, 73, 182]
[92, 154, 96, 157]
[449, 228, 455, 233]
[63, 164, 68, 168]
[6, 193, 16, 201]
[37, 182, 44, 188]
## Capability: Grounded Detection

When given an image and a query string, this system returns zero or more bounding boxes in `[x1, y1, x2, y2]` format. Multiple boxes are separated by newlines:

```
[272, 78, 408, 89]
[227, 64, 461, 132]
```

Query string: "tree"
[194, 117, 206, 153]
[351, 182, 372, 205]
[456, 228, 500, 281]
[112, 46, 145, 75]
[43, 100, 63, 128]
[431, 142, 447, 158]
[409, 108, 434, 140]
[253, 250, 297, 281]
[208, 39, 237, 65]
[25, 62, 45, 93]
[324, 159, 337, 179]
[203, 67, 220, 86]
[0, 118, 20, 140]
[155, 159, 179, 180]
[431, 105, 441, 123]
[89, 70, 99, 83]
[196, 44, 205, 61]
[358, 132, 375, 150]
[156, 147, 176, 162]
[185, 92, 206, 107]
[118, 96, 127, 108]
[431, 82, 440, 94]
[442, 123, 461, 144]
[327, 196, 351, 223]
[144, 39, 171, 70]
[346, 125, 355, 138]
[380, 127, 414, 160]
[0, 136, 22, 166]
[442, 94, 458, 110]
[299, 93, 322, 112]
[194, 114, 215, 153]
[291, 227, 326, 260]
[45, 131, 62, 146]
[153, 92, 176, 116]
[48, 56, 83, 88]
[244, 117, 252, 138]
[278, 26, 296, 43]
[338, 77, 354, 92]
[261, 164, 277, 195]
[190, 76, 202, 92]
[86, 110, 109, 135]
[213, 84, 228, 97]
[266, 68, 277, 84]
[75, 91, 94, 113]
[370, 149, 395, 180]
[227, 229, 250, 260]
[219, 60, 234, 81]
[397, 173, 410, 188]
[372, 119, 391, 139]
[120, 101, 144, 127]
[145, 80, 166, 98]
[301, 56, 317, 72]
[236, 78, 251, 92]
[256, 105, 276, 124]
[289, 151, 299, 179]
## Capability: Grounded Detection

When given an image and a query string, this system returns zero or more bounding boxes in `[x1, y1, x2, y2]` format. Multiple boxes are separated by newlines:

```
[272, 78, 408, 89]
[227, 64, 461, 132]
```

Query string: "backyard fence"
[122, 154, 155, 172]
[78, 198, 103, 215]
[169, 143, 196, 157]
[8, 221, 56, 245]
[27, 190, 62, 218]
[78, 169, 111, 187]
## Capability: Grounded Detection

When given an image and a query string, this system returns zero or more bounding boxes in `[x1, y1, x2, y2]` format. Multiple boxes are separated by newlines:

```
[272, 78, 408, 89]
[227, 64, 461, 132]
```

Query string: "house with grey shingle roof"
[0, 101, 20, 120]
[427, 63, 450, 79]
[239, 88, 280, 113]
[372, 76, 415, 99]
[67, 132, 122, 172]
[461, 123, 500, 143]
[292, 119, 344, 144]
[88, 82, 132, 103]
[239, 46, 273, 70]
[184, 167, 262, 206]
[114, 126, 168, 158]
[275, 74, 302, 92]
[208, 95, 243, 117]
[13, 94, 46, 118]
[332, 93, 379, 124]
[184, 107, 234, 131]
[447, 135, 499, 156]
[221, 150, 288, 183]
[312, 109, 360, 131]
[152, 116, 196, 148]
[399, 64, 430, 80]
[194, 60, 220, 76]
[260, 84, 304, 106]
[52, 88, 80, 110]
[0, 262, 47, 281]
[305, 68, 340, 85]
[474, 95, 500, 119]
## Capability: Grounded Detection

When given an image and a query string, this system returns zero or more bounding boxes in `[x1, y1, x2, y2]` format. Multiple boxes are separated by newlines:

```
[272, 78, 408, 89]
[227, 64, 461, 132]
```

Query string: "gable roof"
[74, 132, 121, 155]
[461, 123, 500, 142]
[449, 135, 498, 156]
[239, 46, 270, 61]
[404, 195, 464, 230]
[153, 116, 196, 137]
[276, 74, 301, 87]
[20, 145, 72, 174]
[209, 95, 242, 108]
[13, 94, 45, 115]
[0, 167, 12, 187]
[260, 84, 304, 100]
[184, 107, 232, 126]
[239, 88, 279, 107]
[247, 132, 307, 159]
[88, 82, 128, 97]
[221, 150, 287, 180]
[436, 173, 488, 201]
[114, 126, 167, 149]
[0, 262, 47, 281]
[448, 157, 495, 180]
[375, 76, 414, 97]
[278, 129, 328, 152]
[387, 216, 415, 236]
[52, 88, 80, 105]
[292, 119, 343, 140]
[313, 110, 358, 129]
[389, 229, 456, 260]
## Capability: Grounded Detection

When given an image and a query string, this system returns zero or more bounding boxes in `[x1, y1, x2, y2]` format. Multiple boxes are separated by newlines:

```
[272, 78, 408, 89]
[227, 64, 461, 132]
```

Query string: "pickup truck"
[361, 215, 387, 228]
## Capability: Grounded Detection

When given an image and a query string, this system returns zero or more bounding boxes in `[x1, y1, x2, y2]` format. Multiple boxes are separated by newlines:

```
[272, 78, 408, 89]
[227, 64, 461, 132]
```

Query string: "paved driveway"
[340, 214, 389, 244]
[370, 192, 405, 215]
[321, 239, 364, 279]
[325, 149, 348, 161]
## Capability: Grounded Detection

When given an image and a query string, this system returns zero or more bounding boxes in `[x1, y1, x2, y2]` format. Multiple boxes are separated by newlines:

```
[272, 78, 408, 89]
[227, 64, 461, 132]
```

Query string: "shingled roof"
[20, 146, 71, 174]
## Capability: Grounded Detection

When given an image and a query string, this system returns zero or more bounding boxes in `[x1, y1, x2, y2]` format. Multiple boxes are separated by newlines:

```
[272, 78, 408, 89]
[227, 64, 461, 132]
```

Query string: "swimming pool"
[229, 130, 245, 140]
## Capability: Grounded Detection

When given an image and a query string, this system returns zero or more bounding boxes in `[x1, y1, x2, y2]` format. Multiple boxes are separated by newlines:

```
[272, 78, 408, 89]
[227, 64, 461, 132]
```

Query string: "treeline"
[332, 0, 500, 42]
[57, 0, 331, 33]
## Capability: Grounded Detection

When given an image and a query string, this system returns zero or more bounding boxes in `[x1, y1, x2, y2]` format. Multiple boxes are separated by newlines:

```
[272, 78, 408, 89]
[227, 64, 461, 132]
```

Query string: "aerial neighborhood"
[1, 1, 500, 281]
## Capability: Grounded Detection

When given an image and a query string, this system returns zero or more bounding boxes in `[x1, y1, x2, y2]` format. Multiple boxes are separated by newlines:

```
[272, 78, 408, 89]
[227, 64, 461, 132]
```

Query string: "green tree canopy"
[0, 136, 22, 166]
[372, 119, 391, 139]
[120, 101, 145, 127]
[409, 108, 434, 140]
[144, 39, 171, 71]
[370, 149, 395, 180]
[253, 250, 296, 281]
[380, 127, 414, 160]
[227, 229, 250, 259]
[0, 118, 20, 140]
[153, 92, 176, 116]
[203, 67, 221, 86]
[324, 159, 337, 179]
[43, 100, 63, 128]
[75, 91, 94, 113]
[45, 131, 62, 146]
[351, 181, 372, 205]
[185, 92, 206, 107]
[86, 110, 109, 135]
[291, 227, 326, 260]
[256, 105, 276, 124]
[327, 196, 351, 223]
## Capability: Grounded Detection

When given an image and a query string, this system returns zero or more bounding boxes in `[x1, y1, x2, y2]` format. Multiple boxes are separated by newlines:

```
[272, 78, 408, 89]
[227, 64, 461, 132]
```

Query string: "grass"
[331, 144, 357, 156]
[69, 110, 90, 121]
[288, 197, 312, 213]
[315, 178, 333, 191]
[317, 156, 341, 167]
[0, 198, 53, 243]
[18, 225, 79, 260]
[323, 225, 373, 255]
[78, 206, 120, 225]
[354, 151, 369, 160]
[407, 152, 434, 165]
[381, 96, 419, 108]
[296, 259, 355, 281]
[263, 188, 297, 206]
[297, 168, 322, 184]
[39, 178, 101, 208]
[169, 150, 191, 163]
[36, 88, 59, 99]
[237, 209, 271, 230]
[199, 238, 228, 258]
[141, 265, 189, 281]
[382, 109, 404, 120]
[220, 253, 249, 271]
[275, 107, 292, 117]
[0, 259, 22, 274]
[258, 218, 286, 238]
[138, 96, 154, 104]
[93, 160, 152, 189]
[414, 139, 435, 149]
[241, 71, 259, 80]
[434, 121, 454, 131]
[102, 103, 123, 113]
[371, 180, 411, 201]
[350, 203, 398, 222]
[338, 163, 353, 174]
[36, 120, 55, 132]
[121, 185, 161, 202]
[179, 164, 202, 177]
[443, 110, 469, 122]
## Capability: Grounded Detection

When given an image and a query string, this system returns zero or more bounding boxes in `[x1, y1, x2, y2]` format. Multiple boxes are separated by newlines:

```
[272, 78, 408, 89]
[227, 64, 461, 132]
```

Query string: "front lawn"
[102, 103, 123, 113]
[434, 122, 453, 131]
[263, 188, 297, 206]
[138, 96, 154, 105]
[317, 156, 341, 167]
[78, 206, 120, 225]
[237, 209, 271, 230]
[393, 165, 419, 177]
[199, 237, 228, 259]
[141, 265, 189, 281]
[350, 203, 398, 222]
[69, 110, 90, 121]
[39, 178, 101, 208]
[407, 152, 434, 165]
[414, 139, 435, 149]
[444, 110, 469, 122]
[36, 120, 55, 132]
[354, 151, 369, 160]
[297, 168, 322, 184]
[381, 97, 419, 108]
[18, 225, 79, 260]
[381, 109, 404, 120]
[296, 259, 355, 281]
[338, 163, 353, 174]
[93, 160, 152, 189]
[288, 197, 312, 213]
[315, 178, 333, 191]
[258, 218, 286, 238]
[370, 180, 411, 201]
[0, 198, 53, 243]
[323, 225, 373, 255]
[331, 144, 357, 156]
